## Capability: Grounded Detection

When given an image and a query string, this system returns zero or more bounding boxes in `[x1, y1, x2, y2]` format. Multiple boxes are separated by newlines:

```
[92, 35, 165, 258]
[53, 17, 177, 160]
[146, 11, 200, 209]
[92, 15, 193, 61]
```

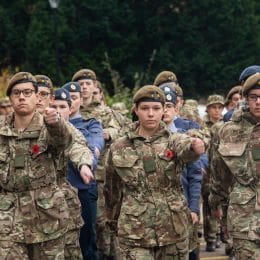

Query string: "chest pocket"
[28, 144, 51, 179]
[218, 142, 251, 183]
[158, 153, 176, 181]
[112, 154, 139, 187]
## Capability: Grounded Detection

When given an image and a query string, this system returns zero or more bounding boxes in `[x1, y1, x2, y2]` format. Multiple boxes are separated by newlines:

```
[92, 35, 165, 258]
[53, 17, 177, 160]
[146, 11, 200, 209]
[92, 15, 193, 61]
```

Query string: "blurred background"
[0, 0, 259, 105]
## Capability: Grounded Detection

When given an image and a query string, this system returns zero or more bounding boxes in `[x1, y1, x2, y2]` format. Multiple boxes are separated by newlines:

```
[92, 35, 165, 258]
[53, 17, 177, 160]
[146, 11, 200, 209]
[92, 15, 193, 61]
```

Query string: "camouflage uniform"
[210, 74, 260, 259]
[202, 95, 225, 249]
[104, 121, 204, 260]
[0, 111, 72, 259]
[210, 109, 260, 258]
[81, 103, 125, 258]
[56, 122, 93, 260]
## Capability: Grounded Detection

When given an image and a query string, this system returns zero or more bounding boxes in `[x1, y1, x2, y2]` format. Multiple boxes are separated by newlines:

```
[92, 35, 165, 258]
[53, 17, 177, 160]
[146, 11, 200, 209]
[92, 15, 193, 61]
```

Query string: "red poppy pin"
[165, 149, 174, 159]
[32, 144, 40, 155]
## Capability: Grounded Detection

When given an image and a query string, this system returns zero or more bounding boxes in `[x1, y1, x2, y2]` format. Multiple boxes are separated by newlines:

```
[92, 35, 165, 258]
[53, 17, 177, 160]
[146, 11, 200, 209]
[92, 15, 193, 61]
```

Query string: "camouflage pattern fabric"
[210, 110, 260, 257]
[81, 103, 125, 258]
[55, 123, 94, 259]
[232, 238, 260, 259]
[56, 122, 93, 230]
[119, 238, 189, 260]
[210, 121, 232, 246]
[104, 122, 202, 252]
[0, 230, 65, 259]
[202, 115, 223, 243]
[0, 111, 72, 244]
[64, 229, 82, 260]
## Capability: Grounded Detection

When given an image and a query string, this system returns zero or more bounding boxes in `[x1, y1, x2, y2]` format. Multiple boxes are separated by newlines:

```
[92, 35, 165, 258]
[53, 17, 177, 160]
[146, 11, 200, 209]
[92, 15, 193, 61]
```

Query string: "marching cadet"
[104, 85, 206, 259]
[210, 72, 260, 259]
[72, 68, 125, 259]
[202, 94, 225, 251]
[62, 82, 104, 260]
[0, 72, 72, 259]
[35, 75, 94, 259]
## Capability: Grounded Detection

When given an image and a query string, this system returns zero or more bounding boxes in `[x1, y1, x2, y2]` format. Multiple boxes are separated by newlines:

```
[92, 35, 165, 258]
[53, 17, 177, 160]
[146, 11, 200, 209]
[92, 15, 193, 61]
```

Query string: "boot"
[206, 241, 216, 252]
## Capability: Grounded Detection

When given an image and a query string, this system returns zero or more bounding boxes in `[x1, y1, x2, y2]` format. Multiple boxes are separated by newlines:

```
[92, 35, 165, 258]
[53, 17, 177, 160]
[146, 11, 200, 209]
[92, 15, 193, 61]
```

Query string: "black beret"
[54, 88, 71, 102]
[239, 65, 260, 83]
[62, 82, 81, 93]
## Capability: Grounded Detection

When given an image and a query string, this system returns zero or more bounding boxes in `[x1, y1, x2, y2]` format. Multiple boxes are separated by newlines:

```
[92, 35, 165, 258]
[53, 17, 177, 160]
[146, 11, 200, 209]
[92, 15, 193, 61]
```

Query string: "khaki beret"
[6, 72, 37, 96]
[173, 85, 183, 96]
[35, 74, 53, 89]
[206, 95, 225, 107]
[154, 71, 178, 86]
[72, 69, 97, 82]
[133, 85, 165, 103]
[225, 85, 242, 100]
[243, 72, 260, 94]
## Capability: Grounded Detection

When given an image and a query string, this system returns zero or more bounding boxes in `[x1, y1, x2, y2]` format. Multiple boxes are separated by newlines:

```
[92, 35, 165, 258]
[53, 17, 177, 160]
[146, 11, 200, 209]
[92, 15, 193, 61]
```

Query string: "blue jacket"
[223, 109, 234, 122]
[173, 116, 205, 214]
[174, 116, 200, 132]
[68, 115, 104, 190]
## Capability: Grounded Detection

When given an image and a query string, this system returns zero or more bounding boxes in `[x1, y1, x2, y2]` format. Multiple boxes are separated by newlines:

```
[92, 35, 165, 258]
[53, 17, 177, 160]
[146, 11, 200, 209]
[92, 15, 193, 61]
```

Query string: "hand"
[103, 130, 110, 141]
[44, 107, 60, 126]
[80, 165, 94, 184]
[190, 212, 199, 224]
[95, 147, 100, 158]
[212, 208, 223, 219]
[191, 137, 205, 155]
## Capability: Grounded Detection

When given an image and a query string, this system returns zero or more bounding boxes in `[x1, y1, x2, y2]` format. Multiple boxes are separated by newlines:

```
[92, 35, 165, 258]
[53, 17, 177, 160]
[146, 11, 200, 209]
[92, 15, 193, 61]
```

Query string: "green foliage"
[0, 0, 259, 99]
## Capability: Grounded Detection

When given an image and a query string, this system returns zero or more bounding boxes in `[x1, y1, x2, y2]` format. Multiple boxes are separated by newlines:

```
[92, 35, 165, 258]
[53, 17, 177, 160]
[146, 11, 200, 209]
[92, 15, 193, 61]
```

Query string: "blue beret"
[62, 82, 81, 93]
[54, 88, 71, 102]
[239, 65, 260, 83]
[159, 85, 177, 104]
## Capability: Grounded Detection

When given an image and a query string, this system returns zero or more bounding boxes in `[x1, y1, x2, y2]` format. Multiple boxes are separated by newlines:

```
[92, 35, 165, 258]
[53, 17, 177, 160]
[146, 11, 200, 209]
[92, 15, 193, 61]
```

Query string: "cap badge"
[61, 92, 67, 99]
[166, 94, 172, 101]
[71, 84, 76, 90]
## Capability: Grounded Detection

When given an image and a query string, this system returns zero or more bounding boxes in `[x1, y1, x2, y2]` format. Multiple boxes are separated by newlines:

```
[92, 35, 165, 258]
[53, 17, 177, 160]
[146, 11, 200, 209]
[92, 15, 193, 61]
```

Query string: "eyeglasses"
[11, 89, 35, 98]
[248, 94, 260, 102]
[37, 91, 51, 99]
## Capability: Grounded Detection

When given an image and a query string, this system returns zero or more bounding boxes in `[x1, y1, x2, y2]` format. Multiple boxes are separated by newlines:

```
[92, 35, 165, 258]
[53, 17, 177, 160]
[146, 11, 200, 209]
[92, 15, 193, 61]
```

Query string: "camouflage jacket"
[210, 110, 260, 241]
[55, 122, 93, 231]
[104, 122, 201, 247]
[81, 103, 124, 141]
[0, 111, 72, 243]
[201, 115, 223, 194]
[81, 104, 124, 181]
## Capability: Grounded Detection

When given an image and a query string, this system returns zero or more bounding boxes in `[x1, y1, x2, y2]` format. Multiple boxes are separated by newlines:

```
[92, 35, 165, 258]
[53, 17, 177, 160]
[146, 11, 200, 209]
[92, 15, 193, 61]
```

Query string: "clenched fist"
[44, 107, 60, 126]
[191, 137, 205, 155]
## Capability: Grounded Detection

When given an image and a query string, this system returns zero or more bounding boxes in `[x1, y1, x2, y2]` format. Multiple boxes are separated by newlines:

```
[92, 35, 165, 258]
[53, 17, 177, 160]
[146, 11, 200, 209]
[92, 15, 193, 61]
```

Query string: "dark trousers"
[78, 185, 98, 260]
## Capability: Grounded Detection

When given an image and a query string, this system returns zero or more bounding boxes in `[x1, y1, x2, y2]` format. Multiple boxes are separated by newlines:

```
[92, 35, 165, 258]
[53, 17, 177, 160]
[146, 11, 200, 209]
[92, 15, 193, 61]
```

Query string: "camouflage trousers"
[118, 238, 189, 260]
[233, 238, 260, 260]
[96, 182, 119, 259]
[188, 220, 199, 252]
[0, 236, 65, 260]
[64, 229, 82, 260]
[202, 192, 218, 242]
